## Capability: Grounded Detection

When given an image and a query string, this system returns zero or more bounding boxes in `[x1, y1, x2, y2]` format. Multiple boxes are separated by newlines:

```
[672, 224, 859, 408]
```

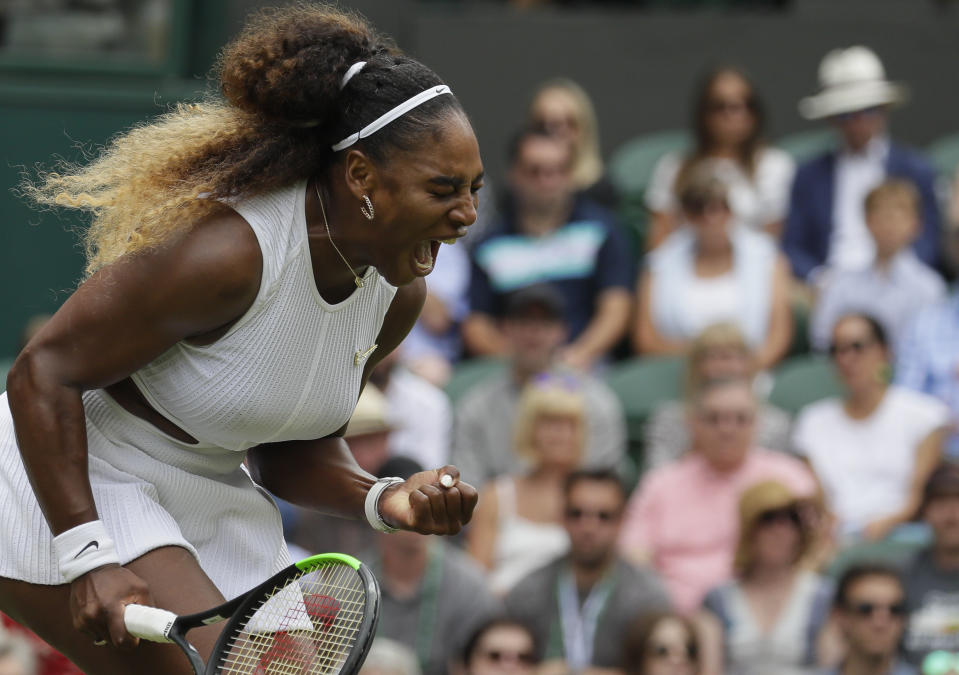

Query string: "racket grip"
[123, 604, 177, 643]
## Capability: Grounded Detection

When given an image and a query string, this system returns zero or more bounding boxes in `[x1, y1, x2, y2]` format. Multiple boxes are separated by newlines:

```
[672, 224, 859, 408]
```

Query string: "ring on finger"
[94, 639, 108, 647]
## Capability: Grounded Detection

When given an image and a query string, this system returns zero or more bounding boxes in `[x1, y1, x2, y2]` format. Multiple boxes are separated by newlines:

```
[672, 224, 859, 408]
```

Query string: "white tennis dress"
[0, 180, 398, 597]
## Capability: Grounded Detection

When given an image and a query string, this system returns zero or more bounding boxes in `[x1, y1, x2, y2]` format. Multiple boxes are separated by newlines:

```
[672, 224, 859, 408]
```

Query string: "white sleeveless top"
[489, 477, 569, 594]
[130, 180, 398, 452]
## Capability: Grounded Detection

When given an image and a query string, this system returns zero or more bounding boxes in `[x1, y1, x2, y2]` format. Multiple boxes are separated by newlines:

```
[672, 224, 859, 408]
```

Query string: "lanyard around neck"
[556, 565, 615, 670]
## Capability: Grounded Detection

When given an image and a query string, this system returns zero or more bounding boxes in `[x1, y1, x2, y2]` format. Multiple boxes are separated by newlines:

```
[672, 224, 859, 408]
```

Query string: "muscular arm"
[7, 211, 262, 536]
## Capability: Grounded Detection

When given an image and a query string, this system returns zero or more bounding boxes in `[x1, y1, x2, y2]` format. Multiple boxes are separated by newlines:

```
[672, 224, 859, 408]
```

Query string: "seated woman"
[698, 480, 836, 675]
[644, 323, 792, 472]
[792, 313, 951, 541]
[622, 611, 702, 675]
[527, 78, 618, 210]
[459, 616, 541, 675]
[467, 377, 583, 594]
[645, 66, 795, 247]
[633, 165, 793, 371]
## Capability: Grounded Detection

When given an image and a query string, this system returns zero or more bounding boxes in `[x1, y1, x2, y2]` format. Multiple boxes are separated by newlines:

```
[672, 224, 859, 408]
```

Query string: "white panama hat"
[798, 46, 909, 120]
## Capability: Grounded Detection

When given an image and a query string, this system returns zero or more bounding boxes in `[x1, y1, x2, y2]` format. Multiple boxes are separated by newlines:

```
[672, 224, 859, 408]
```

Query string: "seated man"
[618, 376, 817, 612]
[451, 285, 627, 488]
[462, 128, 634, 371]
[505, 469, 670, 673]
[785, 46, 940, 283]
[903, 463, 959, 665]
[824, 564, 916, 675]
[810, 179, 945, 353]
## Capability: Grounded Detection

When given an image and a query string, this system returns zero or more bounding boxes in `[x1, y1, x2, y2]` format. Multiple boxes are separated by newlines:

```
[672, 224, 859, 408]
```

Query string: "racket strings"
[216, 562, 367, 674]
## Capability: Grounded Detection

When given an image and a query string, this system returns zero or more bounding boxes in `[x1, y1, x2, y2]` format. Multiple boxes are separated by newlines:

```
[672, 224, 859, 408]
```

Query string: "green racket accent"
[295, 553, 361, 572]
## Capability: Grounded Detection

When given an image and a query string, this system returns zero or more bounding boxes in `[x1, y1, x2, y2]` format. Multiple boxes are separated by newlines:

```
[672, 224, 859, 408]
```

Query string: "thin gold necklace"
[315, 180, 364, 288]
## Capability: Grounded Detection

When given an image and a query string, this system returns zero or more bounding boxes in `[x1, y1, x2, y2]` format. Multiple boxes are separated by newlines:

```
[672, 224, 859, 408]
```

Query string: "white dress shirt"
[828, 136, 889, 271]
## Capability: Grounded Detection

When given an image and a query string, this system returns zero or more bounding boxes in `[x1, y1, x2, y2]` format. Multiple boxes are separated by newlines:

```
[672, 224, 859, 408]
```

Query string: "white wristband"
[52, 520, 121, 583]
[365, 477, 404, 533]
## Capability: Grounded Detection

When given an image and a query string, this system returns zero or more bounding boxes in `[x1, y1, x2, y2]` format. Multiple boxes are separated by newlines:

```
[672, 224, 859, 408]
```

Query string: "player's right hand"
[70, 565, 153, 650]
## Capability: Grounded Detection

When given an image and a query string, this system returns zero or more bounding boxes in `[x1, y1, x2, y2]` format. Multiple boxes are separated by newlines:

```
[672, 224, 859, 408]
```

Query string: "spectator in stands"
[622, 611, 702, 675]
[810, 180, 946, 353]
[644, 322, 792, 472]
[459, 617, 541, 675]
[825, 564, 915, 675]
[792, 313, 950, 541]
[0, 630, 35, 675]
[451, 284, 626, 488]
[619, 376, 817, 611]
[463, 129, 633, 371]
[634, 165, 793, 370]
[896, 289, 959, 461]
[528, 78, 618, 209]
[467, 378, 585, 593]
[505, 469, 670, 672]
[370, 349, 452, 470]
[372, 457, 502, 675]
[399, 235, 471, 386]
[902, 463, 959, 664]
[698, 480, 836, 675]
[645, 66, 794, 246]
[785, 46, 940, 283]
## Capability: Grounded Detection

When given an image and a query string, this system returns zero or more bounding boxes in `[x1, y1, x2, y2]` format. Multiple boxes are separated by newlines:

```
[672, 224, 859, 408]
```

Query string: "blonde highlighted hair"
[685, 322, 755, 395]
[513, 376, 586, 462]
[528, 78, 604, 189]
[20, 3, 462, 277]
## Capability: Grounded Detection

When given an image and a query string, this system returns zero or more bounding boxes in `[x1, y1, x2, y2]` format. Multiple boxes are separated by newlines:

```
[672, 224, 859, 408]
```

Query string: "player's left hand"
[378, 465, 478, 535]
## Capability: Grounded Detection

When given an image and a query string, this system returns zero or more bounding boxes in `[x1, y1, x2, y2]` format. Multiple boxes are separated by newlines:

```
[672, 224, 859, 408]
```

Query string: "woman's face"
[642, 618, 698, 675]
[531, 413, 581, 470]
[531, 88, 582, 147]
[691, 383, 756, 472]
[704, 72, 756, 149]
[467, 625, 537, 675]
[830, 316, 888, 395]
[750, 506, 802, 570]
[367, 112, 484, 286]
[686, 198, 732, 252]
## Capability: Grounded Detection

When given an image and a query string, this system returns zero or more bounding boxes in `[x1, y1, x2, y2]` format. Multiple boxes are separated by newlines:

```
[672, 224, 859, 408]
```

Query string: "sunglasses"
[844, 600, 907, 619]
[480, 649, 538, 666]
[835, 106, 884, 121]
[698, 410, 755, 427]
[829, 338, 877, 358]
[647, 642, 698, 661]
[565, 507, 619, 523]
[682, 198, 730, 217]
[531, 372, 581, 391]
[757, 507, 801, 527]
[922, 650, 959, 675]
[707, 98, 752, 115]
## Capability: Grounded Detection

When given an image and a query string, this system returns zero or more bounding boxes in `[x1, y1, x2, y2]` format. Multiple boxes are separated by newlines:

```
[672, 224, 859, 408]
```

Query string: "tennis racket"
[123, 552, 380, 675]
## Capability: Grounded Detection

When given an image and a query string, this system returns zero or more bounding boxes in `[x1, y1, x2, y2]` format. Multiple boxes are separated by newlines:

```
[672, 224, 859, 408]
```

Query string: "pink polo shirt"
[618, 449, 816, 612]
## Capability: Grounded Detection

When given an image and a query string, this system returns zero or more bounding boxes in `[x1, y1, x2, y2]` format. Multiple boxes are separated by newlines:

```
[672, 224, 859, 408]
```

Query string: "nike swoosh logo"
[353, 344, 378, 366]
[74, 540, 99, 559]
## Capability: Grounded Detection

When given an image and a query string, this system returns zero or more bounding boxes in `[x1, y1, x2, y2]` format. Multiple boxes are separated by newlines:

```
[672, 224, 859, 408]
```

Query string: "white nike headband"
[331, 84, 454, 152]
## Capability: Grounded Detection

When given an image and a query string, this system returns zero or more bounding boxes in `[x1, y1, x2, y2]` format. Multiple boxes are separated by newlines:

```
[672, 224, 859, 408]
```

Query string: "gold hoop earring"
[361, 195, 375, 221]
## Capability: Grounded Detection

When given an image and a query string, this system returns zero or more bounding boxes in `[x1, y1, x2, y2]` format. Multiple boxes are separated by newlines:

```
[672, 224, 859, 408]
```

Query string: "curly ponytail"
[22, 3, 463, 276]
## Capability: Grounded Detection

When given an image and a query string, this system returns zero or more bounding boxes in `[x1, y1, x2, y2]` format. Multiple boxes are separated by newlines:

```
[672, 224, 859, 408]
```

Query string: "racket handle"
[124, 604, 177, 643]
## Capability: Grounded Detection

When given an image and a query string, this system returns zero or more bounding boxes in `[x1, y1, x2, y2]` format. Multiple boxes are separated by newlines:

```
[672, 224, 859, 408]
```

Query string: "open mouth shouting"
[411, 234, 464, 277]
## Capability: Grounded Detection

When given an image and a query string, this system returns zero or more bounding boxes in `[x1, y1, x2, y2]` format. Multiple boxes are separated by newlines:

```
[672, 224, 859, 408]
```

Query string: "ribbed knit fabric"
[131, 179, 398, 451]
[0, 180, 397, 590]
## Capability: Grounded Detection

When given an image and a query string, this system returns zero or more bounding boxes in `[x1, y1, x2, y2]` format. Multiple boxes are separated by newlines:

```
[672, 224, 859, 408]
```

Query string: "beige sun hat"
[799, 46, 909, 120]
[345, 385, 393, 437]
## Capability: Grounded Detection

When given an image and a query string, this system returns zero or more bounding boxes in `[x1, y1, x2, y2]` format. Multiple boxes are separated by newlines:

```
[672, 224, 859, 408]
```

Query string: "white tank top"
[678, 270, 741, 338]
[130, 180, 398, 452]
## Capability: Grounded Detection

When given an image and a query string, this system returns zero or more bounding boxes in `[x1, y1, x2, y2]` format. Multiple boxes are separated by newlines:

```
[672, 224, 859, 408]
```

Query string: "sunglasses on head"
[531, 372, 580, 392]
[480, 649, 537, 666]
[829, 337, 877, 358]
[565, 507, 619, 523]
[922, 650, 959, 675]
[647, 642, 698, 661]
[844, 600, 907, 619]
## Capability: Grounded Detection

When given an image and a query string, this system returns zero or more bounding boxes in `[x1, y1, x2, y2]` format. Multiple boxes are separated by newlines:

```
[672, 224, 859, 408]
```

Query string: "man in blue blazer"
[785, 46, 941, 282]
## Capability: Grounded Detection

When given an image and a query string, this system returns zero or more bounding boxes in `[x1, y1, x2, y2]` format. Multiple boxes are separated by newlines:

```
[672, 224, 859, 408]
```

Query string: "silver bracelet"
[364, 477, 404, 533]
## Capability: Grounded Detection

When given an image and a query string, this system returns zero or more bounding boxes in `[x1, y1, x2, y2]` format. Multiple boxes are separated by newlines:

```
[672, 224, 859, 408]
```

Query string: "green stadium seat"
[604, 355, 685, 475]
[926, 131, 959, 178]
[825, 537, 926, 578]
[768, 354, 843, 416]
[0, 358, 13, 393]
[776, 129, 836, 164]
[443, 357, 508, 406]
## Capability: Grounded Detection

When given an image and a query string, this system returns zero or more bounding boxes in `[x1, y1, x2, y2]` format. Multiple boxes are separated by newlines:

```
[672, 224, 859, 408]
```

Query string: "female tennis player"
[0, 5, 482, 673]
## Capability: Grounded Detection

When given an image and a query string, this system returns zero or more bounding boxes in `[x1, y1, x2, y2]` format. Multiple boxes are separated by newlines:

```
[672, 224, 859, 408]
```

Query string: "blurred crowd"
[4, 42, 959, 675]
